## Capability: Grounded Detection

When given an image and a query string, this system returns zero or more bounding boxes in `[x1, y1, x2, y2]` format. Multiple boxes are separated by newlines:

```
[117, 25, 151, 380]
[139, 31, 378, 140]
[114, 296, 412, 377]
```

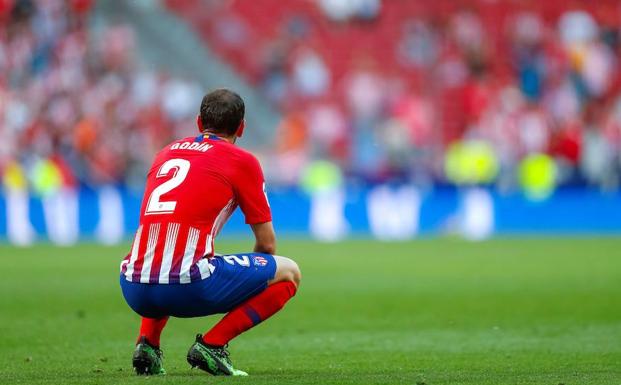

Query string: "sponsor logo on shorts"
[253, 256, 268, 267]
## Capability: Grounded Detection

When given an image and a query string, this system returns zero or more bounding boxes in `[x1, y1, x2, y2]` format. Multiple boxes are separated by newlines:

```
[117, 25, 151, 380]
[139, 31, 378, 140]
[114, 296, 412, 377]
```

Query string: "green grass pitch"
[0, 238, 620, 384]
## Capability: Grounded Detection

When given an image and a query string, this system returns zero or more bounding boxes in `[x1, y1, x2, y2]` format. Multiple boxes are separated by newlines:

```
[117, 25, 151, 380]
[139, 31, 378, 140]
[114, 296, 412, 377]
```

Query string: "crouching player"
[119, 89, 301, 376]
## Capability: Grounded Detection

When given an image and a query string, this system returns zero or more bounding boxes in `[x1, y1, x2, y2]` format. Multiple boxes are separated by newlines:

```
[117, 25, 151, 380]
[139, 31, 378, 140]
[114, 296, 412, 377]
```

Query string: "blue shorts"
[120, 253, 277, 318]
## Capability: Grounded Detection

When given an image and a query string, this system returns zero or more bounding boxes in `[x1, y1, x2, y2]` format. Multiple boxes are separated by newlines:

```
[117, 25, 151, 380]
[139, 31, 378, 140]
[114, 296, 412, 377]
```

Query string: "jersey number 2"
[223, 255, 250, 267]
[145, 158, 190, 215]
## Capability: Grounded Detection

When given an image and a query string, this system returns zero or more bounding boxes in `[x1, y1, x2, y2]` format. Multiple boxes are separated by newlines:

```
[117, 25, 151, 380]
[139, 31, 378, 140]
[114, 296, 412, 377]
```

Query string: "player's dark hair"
[199, 89, 245, 136]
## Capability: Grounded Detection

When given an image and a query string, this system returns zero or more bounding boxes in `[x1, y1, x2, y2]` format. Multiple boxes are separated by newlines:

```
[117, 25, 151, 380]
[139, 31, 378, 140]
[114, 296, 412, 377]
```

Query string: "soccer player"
[119, 89, 301, 376]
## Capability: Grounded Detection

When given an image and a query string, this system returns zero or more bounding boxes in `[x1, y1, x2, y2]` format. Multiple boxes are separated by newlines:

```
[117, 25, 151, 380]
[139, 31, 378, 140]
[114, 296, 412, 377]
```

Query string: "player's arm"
[234, 152, 274, 252]
[251, 222, 276, 254]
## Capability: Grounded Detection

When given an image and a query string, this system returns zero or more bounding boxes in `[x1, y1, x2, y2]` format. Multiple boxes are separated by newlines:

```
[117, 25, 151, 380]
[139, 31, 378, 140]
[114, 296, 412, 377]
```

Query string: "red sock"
[202, 281, 297, 347]
[138, 316, 169, 347]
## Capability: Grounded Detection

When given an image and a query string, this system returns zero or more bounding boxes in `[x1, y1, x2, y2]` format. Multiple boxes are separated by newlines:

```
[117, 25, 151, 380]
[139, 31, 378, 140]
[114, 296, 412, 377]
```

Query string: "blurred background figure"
[1, 0, 621, 244]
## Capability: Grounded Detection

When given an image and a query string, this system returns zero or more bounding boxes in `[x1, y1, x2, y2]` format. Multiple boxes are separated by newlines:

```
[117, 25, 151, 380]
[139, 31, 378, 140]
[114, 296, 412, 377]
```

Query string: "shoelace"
[213, 345, 230, 359]
[195, 335, 230, 359]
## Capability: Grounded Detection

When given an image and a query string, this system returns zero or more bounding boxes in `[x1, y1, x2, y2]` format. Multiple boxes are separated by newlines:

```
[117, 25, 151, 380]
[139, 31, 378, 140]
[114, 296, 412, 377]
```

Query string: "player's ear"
[236, 120, 246, 138]
[197, 115, 204, 133]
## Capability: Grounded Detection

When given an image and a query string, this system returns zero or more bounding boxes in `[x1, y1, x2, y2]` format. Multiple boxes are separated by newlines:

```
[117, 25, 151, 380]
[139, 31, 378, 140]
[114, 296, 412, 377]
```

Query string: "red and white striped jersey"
[120, 134, 271, 284]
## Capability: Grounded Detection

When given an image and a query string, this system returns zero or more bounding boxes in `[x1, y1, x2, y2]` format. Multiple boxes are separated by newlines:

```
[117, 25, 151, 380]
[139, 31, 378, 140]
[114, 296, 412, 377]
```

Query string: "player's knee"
[289, 259, 301, 287]
[275, 256, 301, 287]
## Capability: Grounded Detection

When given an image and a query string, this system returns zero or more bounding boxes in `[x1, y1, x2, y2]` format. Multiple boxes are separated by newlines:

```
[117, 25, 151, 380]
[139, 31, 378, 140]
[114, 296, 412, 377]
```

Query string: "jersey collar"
[198, 133, 223, 141]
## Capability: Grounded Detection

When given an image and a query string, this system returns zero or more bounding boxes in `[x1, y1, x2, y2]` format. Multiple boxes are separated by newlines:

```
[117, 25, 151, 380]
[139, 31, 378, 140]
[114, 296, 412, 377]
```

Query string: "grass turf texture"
[0, 239, 620, 385]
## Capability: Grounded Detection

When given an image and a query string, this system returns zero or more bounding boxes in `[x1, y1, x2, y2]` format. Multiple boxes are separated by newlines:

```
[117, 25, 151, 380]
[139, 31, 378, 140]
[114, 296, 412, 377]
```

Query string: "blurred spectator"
[271, 110, 309, 184]
[291, 47, 331, 98]
[396, 20, 439, 69]
[317, 0, 381, 23]
[306, 103, 347, 160]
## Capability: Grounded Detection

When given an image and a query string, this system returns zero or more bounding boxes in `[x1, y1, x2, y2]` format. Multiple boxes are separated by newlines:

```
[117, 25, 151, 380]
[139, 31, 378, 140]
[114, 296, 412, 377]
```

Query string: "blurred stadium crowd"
[169, 0, 621, 192]
[2, 0, 621, 194]
[0, 0, 201, 191]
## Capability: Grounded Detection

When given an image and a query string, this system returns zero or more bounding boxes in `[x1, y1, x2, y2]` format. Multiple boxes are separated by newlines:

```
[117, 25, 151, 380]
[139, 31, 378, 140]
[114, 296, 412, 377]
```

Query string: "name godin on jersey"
[170, 141, 213, 152]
